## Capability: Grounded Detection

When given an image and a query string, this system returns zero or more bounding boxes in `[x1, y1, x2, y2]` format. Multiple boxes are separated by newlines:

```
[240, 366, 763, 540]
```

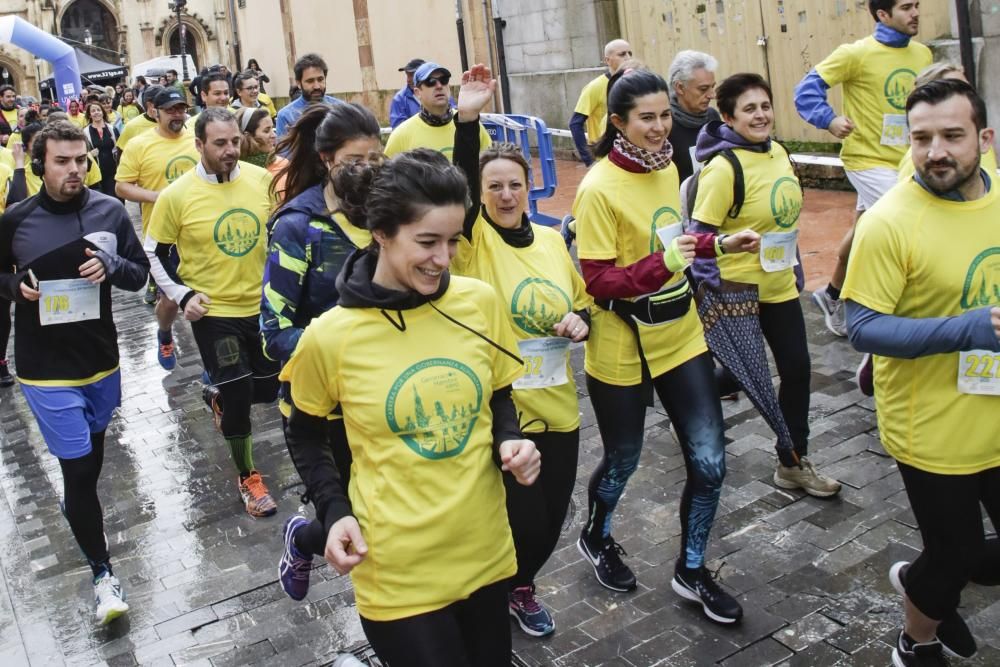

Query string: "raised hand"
[457, 63, 497, 122]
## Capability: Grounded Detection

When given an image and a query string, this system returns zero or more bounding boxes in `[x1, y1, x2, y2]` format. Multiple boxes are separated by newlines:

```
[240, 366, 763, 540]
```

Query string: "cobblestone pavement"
[0, 207, 996, 666]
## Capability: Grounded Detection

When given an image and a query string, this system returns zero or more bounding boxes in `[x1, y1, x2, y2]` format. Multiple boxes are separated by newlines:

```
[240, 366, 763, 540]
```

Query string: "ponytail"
[272, 103, 331, 203]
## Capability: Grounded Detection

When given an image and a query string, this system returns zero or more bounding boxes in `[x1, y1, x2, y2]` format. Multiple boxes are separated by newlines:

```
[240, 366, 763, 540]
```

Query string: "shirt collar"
[196, 160, 240, 183]
[874, 22, 911, 47]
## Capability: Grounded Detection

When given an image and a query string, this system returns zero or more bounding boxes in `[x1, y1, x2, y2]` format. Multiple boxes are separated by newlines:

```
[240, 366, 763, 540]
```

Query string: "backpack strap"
[718, 149, 745, 219]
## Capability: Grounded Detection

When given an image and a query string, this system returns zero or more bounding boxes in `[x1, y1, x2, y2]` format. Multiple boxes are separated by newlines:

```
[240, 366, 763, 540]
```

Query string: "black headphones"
[30, 156, 93, 177]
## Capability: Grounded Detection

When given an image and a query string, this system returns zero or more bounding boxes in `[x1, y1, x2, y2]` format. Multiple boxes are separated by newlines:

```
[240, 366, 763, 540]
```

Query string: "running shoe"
[509, 585, 555, 637]
[560, 215, 576, 250]
[889, 562, 976, 659]
[856, 353, 874, 397]
[157, 340, 176, 371]
[143, 280, 158, 305]
[202, 384, 223, 432]
[239, 471, 277, 518]
[0, 359, 14, 388]
[774, 456, 842, 497]
[671, 564, 743, 624]
[576, 532, 637, 592]
[279, 515, 313, 601]
[94, 571, 129, 625]
[811, 289, 847, 337]
[892, 629, 949, 667]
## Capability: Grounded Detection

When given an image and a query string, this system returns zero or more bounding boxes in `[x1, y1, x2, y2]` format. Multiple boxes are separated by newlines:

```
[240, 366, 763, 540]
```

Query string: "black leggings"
[58, 431, 110, 575]
[505, 429, 580, 588]
[361, 579, 511, 667]
[717, 297, 811, 456]
[217, 375, 280, 438]
[897, 461, 1000, 620]
[0, 298, 10, 359]
[283, 417, 354, 556]
[585, 352, 726, 569]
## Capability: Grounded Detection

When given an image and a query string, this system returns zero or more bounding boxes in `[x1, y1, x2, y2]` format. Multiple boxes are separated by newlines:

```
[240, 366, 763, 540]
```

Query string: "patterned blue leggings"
[584, 352, 727, 569]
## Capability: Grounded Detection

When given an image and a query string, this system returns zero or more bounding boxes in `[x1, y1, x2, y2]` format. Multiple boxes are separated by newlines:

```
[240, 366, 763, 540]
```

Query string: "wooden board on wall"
[618, 0, 952, 143]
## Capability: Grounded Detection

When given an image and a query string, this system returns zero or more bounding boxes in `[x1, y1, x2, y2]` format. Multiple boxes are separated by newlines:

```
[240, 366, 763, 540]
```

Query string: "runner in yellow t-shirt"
[794, 0, 931, 338]
[280, 149, 538, 666]
[449, 65, 590, 637]
[692, 73, 841, 500]
[115, 85, 166, 151]
[573, 69, 758, 622]
[116, 89, 143, 126]
[145, 107, 279, 519]
[842, 79, 999, 667]
[384, 62, 491, 158]
[116, 88, 198, 370]
[568, 39, 632, 166]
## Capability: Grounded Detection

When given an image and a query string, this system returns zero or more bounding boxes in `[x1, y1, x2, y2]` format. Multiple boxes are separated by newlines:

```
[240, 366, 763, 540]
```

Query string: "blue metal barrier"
[480, 113, 561, 226]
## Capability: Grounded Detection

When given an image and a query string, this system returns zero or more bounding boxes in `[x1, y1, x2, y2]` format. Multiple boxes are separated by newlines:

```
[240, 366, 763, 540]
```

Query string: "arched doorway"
[168, 24, 200, 73]
[59, 0, 119, 62]
[0, 65, 16, 91]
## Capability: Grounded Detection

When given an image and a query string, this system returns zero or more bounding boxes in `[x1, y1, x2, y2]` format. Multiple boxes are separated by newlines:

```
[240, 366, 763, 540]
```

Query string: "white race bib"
[957, 350, 1000, 395]
[656, 222, 684, 250]
[880, 114, 909, 146]
[760, 230, 799, 273]
[38, 279, 100, 326]
[514, 337, 570, 390]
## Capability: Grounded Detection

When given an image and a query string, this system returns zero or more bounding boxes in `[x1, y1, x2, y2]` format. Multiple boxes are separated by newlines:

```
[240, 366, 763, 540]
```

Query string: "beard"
[167, 118, 186, 133]
[917, 156, 980, 194]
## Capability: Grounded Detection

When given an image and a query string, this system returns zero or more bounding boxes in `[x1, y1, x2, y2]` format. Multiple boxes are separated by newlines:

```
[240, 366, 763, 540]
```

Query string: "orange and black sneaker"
[239, 471, 277, 518]
[156, 337, 176, 371]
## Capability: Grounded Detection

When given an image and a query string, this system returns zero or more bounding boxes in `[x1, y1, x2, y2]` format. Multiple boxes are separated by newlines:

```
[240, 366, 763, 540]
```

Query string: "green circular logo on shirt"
[385, 358, 483, 460]
[649, 206, 682, 253]
[510, 277, 572, 335]
[164, 155, 197, 183]
[770, 177, 802, 228]
[213, 208, 262, 257]
[960, 247, 1000, 310]
[884, 68, 918, 111]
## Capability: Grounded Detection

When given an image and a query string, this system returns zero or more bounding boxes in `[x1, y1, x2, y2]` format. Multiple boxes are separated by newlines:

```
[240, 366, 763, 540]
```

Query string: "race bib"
[760, 230, 799, 273]
[514, 337, 570, 390]
[880, 114, 909, 146]
[656, 222, 684, 250]
[38, 279, 100, 326]
[957, 350, 1000, 395]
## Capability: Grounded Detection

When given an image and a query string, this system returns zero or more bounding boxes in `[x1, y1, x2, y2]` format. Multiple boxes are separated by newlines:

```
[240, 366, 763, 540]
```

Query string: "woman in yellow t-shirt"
[117, 89, 142, 125]
[281, 150, 540, 666]
[450, 65, 590, 637]
[573, 69, 759, 623]
[690, 73, 841, 499]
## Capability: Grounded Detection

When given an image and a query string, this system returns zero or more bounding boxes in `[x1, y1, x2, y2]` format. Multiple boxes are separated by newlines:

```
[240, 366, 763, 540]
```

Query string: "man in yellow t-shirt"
[794, 0, 930, 338]
[842, 80, 1000, 666]
[145, 107, 279, 518]
[0, 86, 17, 146]
[116, 88, 198, 370]
[384, 62, 491, 158]
[568, 39, 633, 166]
[115, 85, 165, 151]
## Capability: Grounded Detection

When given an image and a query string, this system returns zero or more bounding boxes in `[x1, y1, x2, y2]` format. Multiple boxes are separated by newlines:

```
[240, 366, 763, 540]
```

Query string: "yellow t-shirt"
[384, 114, 492, 159]
[116, 128, 199, 233]
[815, 36, 932, 171]
[281, 275, 521, 621]
[574, 158, 707, 386]
[258, 92, 277, 119]
[147, 163, 273, 318]
[1, 108, 16, 129]
[0, 163, 12, 214]
[692, 143, 802, 303]
[0, 146, 13, 171]
[118, 105, 142, 124]
[67, 113, 87, 129]
[897, 146, 998, 183]
[453, 220, 591, 433]
[841, 179, 1000, 474]
[116, 113, 157, 150]
[574, 73, 609, 144]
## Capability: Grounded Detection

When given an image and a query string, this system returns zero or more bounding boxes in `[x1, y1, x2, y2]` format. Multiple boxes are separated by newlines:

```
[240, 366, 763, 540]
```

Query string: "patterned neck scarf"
[420, 107, 454, 127]
[244, 151, 270, 168]
[610, 134, 674, 173]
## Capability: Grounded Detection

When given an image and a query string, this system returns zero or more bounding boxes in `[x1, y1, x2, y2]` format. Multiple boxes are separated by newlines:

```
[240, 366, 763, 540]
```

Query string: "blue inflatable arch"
[0, 16, 81, 106]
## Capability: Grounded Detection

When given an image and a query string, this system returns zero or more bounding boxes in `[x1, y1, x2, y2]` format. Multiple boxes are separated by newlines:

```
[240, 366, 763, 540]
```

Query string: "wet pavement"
[0, 184, 996, 666]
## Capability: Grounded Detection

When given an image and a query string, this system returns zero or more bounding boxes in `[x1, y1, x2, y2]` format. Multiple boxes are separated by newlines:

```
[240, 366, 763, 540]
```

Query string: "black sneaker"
[576, 533, 636, 592]
[671, 564, 743, 624]
[0, 359, 14, 388]
[893, 630, 949, 667]
[889, 562, 976, 659]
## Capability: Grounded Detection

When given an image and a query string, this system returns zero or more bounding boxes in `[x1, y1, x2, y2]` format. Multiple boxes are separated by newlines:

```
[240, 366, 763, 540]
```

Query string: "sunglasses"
[420, 75, 450, 88]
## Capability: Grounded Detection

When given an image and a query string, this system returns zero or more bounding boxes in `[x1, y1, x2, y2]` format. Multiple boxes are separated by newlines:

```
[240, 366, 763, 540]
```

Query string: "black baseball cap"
[399, 58, 426, 73]
[154, 88, 187, 109]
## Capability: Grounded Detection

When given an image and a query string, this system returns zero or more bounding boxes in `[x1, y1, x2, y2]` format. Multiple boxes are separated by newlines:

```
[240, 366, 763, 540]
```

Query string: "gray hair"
[668, 50, 719, 89]
[915, 61, 965, 88]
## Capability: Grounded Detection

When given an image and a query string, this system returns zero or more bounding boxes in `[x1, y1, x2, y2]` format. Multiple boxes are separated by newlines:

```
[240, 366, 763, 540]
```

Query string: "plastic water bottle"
[330, 654, 366, 667]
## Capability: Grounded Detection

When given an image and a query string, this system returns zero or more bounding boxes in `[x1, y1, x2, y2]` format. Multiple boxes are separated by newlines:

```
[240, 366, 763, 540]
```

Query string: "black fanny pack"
[596, 278, 693, 326]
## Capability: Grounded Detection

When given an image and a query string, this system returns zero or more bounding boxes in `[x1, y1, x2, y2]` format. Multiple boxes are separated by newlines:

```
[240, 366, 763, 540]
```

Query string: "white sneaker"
[811, 289, 847, 337]
[94, 572, 129, 625]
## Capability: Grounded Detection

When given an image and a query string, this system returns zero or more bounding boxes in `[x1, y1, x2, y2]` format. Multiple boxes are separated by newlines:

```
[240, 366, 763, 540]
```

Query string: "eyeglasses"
[420, 75, 450, 88]
[241, 85, 259, 92]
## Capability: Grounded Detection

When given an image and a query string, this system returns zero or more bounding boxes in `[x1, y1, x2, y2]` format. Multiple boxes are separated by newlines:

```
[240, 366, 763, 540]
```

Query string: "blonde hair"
[915, 62, 965, 88]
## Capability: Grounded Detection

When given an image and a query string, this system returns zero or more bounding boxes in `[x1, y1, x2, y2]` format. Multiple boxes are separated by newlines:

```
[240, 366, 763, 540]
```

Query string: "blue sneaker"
[509, 585, 555, 637]
[279, 515, 312, 601]
[157, 334, 176, 371]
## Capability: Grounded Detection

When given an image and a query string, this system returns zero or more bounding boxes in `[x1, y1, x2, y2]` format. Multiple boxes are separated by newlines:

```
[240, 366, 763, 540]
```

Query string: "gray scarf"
[670, 95, 711, 130]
